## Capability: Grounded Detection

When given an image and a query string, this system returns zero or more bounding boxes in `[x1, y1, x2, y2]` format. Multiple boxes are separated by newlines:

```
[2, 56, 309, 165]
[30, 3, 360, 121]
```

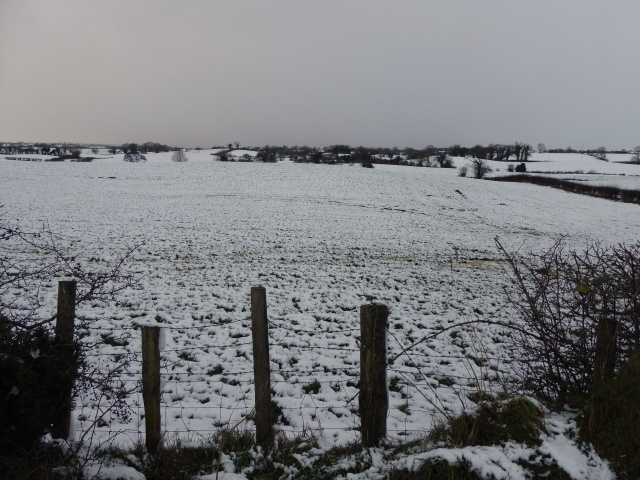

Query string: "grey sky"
[1, 0, 638, 149]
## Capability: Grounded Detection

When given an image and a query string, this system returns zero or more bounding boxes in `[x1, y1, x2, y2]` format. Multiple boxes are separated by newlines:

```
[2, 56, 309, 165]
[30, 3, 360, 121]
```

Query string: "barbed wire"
[75, 300, 521, 449]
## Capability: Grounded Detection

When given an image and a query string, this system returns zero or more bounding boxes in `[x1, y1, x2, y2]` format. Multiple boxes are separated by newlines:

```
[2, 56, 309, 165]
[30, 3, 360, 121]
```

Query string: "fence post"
[142, 326, 162, 453]
[593, 317, 617, 390]
[251, 286, 272, 446]
[359, 303, 389, 447]
[52, 280, 77, 440]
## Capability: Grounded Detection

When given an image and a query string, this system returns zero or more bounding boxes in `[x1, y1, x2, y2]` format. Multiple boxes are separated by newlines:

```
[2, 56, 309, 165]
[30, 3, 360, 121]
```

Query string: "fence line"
[60, 284, 526, 453]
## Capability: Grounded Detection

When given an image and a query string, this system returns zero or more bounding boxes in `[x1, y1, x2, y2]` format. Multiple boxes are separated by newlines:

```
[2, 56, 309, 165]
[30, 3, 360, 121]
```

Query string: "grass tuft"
[429, 397, 546, 448]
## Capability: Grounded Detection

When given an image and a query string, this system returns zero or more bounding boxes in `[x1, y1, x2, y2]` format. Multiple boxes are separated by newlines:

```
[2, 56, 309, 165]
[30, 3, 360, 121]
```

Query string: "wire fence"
[74, 301, 515, 451]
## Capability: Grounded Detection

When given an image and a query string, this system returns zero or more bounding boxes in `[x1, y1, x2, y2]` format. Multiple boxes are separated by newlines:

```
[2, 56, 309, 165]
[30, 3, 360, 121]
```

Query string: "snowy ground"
[2, 152, 638, 479]
[486, 152, 640, 189]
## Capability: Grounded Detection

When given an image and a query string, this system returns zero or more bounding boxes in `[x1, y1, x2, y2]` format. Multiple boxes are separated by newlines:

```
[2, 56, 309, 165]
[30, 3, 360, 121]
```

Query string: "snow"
[1, 152, 635, 478]
[490, 152, 640, 187]
[84, 463, 146, 480]
[392, 412, 614, 480]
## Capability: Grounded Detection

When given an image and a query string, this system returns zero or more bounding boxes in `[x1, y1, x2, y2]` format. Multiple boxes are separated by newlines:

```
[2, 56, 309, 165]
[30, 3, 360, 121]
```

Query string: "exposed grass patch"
[100, 428, 255, 480]
[390, 396, 579, 480]
[302, 379, 321, 395]
[267, 441, 377, 480]
[428, 396, 546, 448]
[98, 431, 378, 480]
[100, 333, 129, 347]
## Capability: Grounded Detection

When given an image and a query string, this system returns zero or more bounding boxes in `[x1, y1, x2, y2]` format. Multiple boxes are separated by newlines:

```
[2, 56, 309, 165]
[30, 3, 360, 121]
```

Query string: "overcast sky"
[1, 1, 638, 150]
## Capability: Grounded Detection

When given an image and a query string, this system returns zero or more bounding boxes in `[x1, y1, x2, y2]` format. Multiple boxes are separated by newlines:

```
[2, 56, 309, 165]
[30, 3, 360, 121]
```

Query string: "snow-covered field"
[2, 152, 639, 478]
[490, 152, 640, 189]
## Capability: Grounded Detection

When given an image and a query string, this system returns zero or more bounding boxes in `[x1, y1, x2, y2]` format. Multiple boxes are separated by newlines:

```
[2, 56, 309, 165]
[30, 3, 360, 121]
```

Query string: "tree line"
[3, 142, 638, 165]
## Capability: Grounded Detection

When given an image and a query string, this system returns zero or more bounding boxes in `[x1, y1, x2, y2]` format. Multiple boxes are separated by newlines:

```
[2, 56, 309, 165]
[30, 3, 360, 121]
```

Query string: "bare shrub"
[434, 152, 455, 168]
[171, 149, 188, 162]
[0, 211, 141, 462]
[123, 152, 147, 162]
[497, 238, 640, 405]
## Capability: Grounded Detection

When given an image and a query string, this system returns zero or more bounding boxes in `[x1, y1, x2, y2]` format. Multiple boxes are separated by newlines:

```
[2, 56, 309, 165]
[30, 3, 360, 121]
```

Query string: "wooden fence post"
[359, 303, 389, 447]
[593, 317, 618, 390]
[52, 280, 77, 440]
[251, 286, 272, 446]
[142, 326, 162, 453]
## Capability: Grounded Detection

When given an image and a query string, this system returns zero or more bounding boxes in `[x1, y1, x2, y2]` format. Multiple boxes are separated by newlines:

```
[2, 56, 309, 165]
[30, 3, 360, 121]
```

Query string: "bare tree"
[594, 147, 608, 161]
[493, 144, 512, 161]
[435, 152, 454, 168]
[469, 158, 493, 179]
[171, 149, 188, 162]
[514, 142, 532, 162]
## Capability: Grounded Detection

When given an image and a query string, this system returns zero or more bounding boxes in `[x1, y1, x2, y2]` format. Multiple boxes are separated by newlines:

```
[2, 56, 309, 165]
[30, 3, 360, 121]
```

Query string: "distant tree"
[514, 142, 532, 162]
[515, 162, 527, 172]
[171, 149, 188, 162]
[469, 158, 493, 179]
[537, 143, 547, 153]
[424, 145, 437, 161]
[109, 146, 118, 155]
[142, 142, 170, 153]
[234, 141, 240, 149]
[121, 143, 139, 154]
[594, 147, 608, 161]
[449, 144, 468, 157]
[435, 152, 454, 168]
[633, 146, 640, 164]
[70, 148, 82, 158]
[330, 145, 352, 155]
[493, 144, 512, 162]
[256, 146, 277, 163]
[405, 148, 425, 161]
[91, 148, 99, 155]
[352, 146, 372, 164]
[469, 144, 489, 159]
